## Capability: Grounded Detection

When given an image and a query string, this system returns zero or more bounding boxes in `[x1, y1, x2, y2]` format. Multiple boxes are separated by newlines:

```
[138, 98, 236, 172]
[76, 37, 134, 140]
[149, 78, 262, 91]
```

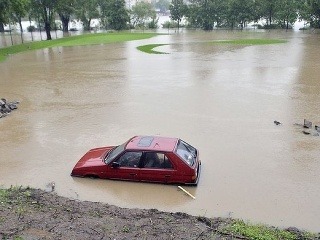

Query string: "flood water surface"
[1, 31, 320, 232]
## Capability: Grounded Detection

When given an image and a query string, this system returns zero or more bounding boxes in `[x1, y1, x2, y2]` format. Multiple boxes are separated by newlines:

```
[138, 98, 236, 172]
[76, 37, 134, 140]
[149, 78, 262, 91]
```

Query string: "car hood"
[73, 146, 114, 168]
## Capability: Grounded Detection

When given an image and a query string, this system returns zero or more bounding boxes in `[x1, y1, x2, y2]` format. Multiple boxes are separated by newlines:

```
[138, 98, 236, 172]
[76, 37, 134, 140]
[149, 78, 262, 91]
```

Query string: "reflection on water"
[0, 30, 320, 232]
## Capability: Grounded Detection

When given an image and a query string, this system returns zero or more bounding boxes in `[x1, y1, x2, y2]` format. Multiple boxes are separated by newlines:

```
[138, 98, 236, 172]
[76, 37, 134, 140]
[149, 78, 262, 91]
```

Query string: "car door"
[107, 151, 142, 181]
[139, 152, 177, 183]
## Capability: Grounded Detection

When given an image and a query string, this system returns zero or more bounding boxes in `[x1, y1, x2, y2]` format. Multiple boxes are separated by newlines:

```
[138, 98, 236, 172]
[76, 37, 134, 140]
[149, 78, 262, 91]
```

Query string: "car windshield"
[175, 140, 197, 166]
[104, 143, 126, 164]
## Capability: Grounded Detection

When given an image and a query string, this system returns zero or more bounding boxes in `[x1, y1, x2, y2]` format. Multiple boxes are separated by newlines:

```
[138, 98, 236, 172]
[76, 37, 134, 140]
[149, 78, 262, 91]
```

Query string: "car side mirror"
[111, 162, 120, 168]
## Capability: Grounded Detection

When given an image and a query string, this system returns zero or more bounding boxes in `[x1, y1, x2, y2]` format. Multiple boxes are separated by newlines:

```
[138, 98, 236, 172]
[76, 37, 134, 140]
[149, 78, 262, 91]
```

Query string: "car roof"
[125, 136, 179, 152]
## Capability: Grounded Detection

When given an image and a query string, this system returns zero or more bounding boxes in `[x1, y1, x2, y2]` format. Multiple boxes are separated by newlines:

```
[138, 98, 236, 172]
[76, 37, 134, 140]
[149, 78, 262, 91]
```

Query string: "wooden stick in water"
[178, 186, 196, 199]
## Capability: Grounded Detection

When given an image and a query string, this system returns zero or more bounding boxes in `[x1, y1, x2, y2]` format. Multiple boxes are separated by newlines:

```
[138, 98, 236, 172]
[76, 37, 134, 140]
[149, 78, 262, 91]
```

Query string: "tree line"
[0, 0, 320, 41]
[171, 0, 320, 30]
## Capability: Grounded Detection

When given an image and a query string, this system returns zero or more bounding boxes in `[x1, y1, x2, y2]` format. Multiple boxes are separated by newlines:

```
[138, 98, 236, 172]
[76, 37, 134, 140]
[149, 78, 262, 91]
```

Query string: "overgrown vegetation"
[0, 187, 318, 240]
[137, 44, 168, 54]
[0, 186, 32, 210]
[223, 219, 317, 240]
[0, 32, 157, 62]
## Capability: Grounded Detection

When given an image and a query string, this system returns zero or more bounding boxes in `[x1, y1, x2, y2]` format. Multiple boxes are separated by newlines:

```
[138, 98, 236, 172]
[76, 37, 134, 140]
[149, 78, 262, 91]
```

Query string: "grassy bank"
[0, 187, 317, 240]
[0, 32, 158, 62]
[137, 44, 169, 54]
[137, 38, 287, 54]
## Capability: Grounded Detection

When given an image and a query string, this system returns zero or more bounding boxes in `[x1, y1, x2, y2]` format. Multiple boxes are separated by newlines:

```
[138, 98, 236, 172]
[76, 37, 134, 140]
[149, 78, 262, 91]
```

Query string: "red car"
[71, 136, 201, 185]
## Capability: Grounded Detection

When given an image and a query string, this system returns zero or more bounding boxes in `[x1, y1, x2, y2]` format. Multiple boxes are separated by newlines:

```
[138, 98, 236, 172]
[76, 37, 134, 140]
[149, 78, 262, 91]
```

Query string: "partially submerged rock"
[0, 98, 20, 118]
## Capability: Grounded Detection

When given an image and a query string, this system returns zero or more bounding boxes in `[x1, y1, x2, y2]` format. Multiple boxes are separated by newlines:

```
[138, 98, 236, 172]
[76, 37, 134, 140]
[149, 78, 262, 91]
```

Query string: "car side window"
[162, 154, 173, 169]
[143, 152, 173, 169]
[117, 151, 142, 168]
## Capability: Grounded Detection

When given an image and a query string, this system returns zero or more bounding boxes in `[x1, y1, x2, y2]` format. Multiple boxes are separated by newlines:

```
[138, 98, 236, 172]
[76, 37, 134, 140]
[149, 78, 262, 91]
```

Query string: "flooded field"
[0, 30, 320, 232]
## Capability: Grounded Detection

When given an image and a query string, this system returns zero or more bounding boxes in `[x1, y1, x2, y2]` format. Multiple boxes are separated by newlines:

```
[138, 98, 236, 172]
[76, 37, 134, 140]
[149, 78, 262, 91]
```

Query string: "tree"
[0, 0, 10, 32]
[30, 0, 57, 40]
[275, 0, 300, 29]
[56, 0, 75, 32]
[226, 0, 255, 29]
[75, 0, 100, 31]
[258, 0, 279, 25]
[9, 0, 31, 42]
[170, 0, 187, 29]
[186, 0, 227, 30]
[99, 0, 129, 30]
[302, 0, 320, 28]
[131, 1, 156, 28]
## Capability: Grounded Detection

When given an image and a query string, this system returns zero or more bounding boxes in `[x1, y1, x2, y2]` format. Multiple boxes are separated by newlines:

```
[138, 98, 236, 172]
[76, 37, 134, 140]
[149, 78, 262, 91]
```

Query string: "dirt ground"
[0, 187, 317, 240]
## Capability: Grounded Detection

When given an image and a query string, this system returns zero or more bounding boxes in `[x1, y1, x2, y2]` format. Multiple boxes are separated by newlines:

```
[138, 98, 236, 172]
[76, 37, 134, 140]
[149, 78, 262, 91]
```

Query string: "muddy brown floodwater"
[0, 30, 320, 232]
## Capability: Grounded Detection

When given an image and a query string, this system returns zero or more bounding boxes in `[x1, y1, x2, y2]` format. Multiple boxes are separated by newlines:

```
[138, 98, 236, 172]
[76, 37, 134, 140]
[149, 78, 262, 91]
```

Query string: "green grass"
[224, 219, 316, 240]
[136, 38, 285, 55]
[136, 44, 168, 54]
[211, 38, 287, 45]
[0, 32, 158, 62]
[0, 186, 32, 204]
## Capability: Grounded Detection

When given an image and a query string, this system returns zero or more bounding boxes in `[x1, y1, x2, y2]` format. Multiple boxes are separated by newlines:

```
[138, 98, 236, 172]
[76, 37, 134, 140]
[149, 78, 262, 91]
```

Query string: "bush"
[162, 21, 180, 29]
[27, 26, 36, 32]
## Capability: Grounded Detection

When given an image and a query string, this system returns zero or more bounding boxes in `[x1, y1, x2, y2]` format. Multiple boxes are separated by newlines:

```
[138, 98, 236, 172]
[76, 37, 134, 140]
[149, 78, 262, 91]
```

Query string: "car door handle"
[129, 173, 137, 176]
[165, 175, 171, 178]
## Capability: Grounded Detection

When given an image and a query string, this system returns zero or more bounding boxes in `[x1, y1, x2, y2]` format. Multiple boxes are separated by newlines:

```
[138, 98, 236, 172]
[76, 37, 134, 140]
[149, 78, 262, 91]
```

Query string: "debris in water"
[178, 186, 196, 200]
[274, 120, 282, 125]
[0, 98, 20, 118]
[46, 182, 56, 192]
[303, 119, 312, 128]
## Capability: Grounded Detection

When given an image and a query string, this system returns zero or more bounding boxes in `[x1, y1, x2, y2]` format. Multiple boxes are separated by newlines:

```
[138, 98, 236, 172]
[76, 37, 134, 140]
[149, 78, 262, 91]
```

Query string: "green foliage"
[137, 44, 168, 54]
[147, 16, 159, 29]
[226, 220, 297, 240]
[170, 0, 187, 29]
[30, 0, 57, 40]
[74, 0, 100, 31]
[305, 0, 320, 28]
[8, 0, 31, 26]
[0, 32, 157, 62]
[184, 0, 320, 29]
[224, 219, 317, 240]
[274, 0, 300, 29]
[101, 0, 129, 31]
[56, 0, 76, 32]
[162, 20, 180, 28]
[225, 0, 256, 28]
[0, 186, 31, 204]
[186, 0, 228, 30]
[131, 1, 156, 28]
[0, 0, 10, 25]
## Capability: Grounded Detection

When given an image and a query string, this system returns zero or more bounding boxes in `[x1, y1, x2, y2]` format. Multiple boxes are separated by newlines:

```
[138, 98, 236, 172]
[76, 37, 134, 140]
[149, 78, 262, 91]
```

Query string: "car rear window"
[175, 140, 197, 166]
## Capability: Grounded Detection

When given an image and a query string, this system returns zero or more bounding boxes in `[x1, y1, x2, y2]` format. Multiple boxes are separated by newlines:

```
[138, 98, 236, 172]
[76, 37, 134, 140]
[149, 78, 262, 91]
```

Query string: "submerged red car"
[71, 136, 201, 185]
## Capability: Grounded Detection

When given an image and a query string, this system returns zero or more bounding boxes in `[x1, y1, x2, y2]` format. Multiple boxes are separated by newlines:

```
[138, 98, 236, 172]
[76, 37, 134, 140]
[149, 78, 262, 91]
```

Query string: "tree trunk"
[44, 21, 52, 40]
[0, 23, 4, 32]
[60, 15, 70, 32]
[84, 19, 92, 31]
[29, 17, 34, 41]
[19, 19, 24, 43]
[269, 10, 272, 25]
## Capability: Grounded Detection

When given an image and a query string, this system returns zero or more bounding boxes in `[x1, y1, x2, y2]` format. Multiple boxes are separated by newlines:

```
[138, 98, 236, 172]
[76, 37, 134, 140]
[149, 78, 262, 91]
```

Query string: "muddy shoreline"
[0, 187, 318, 240]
